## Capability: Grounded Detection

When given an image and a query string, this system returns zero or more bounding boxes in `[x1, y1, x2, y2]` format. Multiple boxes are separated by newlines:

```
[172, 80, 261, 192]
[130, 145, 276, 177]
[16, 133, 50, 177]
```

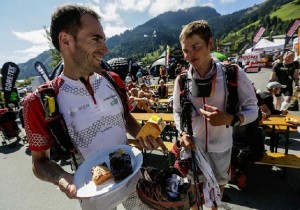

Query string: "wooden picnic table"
[149, 83, 174, 88]
[262, 114, 300, 154]
[131, 112, 174, 123]
[158, 99, 170, 104]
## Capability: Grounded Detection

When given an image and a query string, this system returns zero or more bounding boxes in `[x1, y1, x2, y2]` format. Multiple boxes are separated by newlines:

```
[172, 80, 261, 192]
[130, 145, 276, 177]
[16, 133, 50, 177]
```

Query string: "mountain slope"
[16, 0, 299, 79]
[105, 6, 220, 60]
[18, 50, 52, 79]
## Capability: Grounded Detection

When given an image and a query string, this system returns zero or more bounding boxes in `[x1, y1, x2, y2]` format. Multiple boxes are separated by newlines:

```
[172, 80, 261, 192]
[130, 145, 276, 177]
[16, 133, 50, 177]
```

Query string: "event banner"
[298, 27, 300, 55]
[49, 60, 63, 80]
[100, 59, 112, 71]
[285, 19, 300, 45]
[287, 19, 300, 37]
[253, 27, 266, 43]
[165, 45, 170, 69]
[34, 61, 50, 82]
[128, 58, 132, 73]
[1, 62, 20, 105]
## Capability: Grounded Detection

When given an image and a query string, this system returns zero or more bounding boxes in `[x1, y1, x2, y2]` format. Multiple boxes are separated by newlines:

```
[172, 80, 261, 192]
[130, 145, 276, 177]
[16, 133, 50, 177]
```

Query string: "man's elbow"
[31, 150, 51, 181]
[32, 158, 45, 180]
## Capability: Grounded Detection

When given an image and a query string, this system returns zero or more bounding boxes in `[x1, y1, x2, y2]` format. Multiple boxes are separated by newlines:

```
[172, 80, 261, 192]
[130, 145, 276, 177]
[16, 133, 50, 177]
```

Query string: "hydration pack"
[37, 70, 129, 170]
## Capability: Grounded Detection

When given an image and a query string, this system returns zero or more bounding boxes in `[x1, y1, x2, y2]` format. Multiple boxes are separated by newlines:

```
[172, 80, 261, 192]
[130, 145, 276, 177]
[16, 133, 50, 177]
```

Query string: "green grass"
[270, 1, 300, 20]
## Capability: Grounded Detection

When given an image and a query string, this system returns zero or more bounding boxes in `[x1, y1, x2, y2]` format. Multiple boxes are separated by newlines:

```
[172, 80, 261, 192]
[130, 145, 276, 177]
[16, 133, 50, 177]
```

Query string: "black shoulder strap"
[223, 64, 239, 115]
[100, 70, 129, 119]
[37, 81, 78, 169]
[178, 73, 188, 103]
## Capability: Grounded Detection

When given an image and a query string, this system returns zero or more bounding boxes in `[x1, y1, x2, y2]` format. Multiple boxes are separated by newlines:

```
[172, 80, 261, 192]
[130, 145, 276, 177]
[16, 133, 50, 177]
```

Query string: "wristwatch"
[231, 114, 241, 127]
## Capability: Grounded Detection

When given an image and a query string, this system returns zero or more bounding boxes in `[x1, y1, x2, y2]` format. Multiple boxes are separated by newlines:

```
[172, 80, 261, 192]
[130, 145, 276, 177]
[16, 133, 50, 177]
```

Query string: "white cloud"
[12, 29, 48, 45]
[85, 1, 128, 37]
[14, 45, 49, 57]
[88, 1, 121, 23]
[10, 29, 50, 63]
[104, 24, 129, 38]
[148, 0, 197, 17]
[220, 0, 236, 4]
[0, 53, 27, 66]
[119, 0, 151, 12]
[201, 2, 215, 8]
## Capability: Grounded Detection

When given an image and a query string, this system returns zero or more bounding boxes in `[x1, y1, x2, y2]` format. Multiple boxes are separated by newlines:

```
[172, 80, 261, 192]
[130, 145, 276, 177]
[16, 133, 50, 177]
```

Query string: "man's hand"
[137, 136, 168, 153]
[58, 173, 77, 199]
[199, 104, 231, 126]
[179, 132, 196, 150]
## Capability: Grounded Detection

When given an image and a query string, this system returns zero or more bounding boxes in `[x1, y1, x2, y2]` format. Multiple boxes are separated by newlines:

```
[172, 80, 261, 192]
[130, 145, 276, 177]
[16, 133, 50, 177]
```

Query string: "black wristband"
[231, 114, 241, 127]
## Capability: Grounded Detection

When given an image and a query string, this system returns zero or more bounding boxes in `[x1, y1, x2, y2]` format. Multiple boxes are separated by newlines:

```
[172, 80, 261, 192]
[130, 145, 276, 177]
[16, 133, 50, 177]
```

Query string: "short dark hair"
[179, 20, 212, 46]
[50, 4, 100, 51]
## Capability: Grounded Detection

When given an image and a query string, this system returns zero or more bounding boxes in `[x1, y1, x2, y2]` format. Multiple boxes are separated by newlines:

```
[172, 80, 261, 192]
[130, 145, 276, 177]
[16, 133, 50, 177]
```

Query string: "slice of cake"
[91, 162, 112, 185]
[109, 149, 133, 181]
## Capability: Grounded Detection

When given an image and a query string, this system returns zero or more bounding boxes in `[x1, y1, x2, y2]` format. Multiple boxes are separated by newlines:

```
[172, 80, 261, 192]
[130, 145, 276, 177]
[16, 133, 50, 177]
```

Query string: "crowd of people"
[19, 3, 300, 210]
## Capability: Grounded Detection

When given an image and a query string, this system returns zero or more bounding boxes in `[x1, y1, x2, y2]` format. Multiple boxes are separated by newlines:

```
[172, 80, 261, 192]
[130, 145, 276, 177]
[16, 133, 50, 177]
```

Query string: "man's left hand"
[137, 136, 167, 153]
[200, 104, 231, 126]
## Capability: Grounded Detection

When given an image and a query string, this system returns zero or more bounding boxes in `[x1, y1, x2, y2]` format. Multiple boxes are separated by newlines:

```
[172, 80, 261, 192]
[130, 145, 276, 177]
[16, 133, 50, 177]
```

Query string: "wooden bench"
[264, 125, 298, 133]
[255, 152, 300, 169]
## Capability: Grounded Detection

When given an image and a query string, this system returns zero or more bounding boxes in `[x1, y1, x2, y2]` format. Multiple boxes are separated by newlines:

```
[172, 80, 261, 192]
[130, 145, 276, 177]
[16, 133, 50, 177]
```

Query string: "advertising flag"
[128, 58, 132, 73]
[285, 19, 300, 46]
[1, 62, 20, 106]
[165, 45, 170, 69]
[297, 27, 300, 57]
[253, 27, 266, 43]
[287, 19, 300, 37]
[34, 61, 50, 82]
[50, 60, 64, 80]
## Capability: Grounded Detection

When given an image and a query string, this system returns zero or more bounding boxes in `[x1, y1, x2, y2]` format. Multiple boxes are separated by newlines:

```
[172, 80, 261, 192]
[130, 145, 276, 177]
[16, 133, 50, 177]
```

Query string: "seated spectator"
[125, 73, 134, 84]
[136, 69, 143, 85]
[138, 83, 153, 99]
[143, 75, 151, 85]
[156, 79, 169, 99]
[126, 80, 136, 92]
[129, 88, 154, 113]
[257, 81, 289, 119]
[159, 66, 167, 83]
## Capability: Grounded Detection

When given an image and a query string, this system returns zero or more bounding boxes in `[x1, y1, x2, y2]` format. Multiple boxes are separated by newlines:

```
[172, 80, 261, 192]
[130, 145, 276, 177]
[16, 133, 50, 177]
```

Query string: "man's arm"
[270, 71, 277, 82]
[125, 113, 143, 138]
[293, 68, 299, 85]
[31, 150, 77, 198]
[270, 63, 278, 81]
[31, 149, 67, 184]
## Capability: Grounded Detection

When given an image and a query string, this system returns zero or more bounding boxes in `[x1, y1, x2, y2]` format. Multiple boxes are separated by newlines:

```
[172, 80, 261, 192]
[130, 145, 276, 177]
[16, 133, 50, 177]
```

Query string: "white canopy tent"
[245, 38, 284, 53]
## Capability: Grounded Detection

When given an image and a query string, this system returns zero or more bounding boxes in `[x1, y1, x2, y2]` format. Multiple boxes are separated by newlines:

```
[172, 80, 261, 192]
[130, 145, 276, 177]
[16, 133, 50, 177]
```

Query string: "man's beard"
[73, 44, 101, 75]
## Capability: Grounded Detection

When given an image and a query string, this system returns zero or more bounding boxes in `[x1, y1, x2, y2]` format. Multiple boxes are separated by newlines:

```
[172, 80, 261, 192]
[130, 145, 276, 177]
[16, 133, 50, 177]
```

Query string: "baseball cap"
[267, 81, 286, 90]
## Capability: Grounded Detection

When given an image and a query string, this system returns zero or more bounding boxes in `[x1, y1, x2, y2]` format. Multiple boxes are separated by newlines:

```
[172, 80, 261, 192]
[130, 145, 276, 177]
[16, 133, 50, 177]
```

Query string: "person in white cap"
[270, 51, 299, 110]
[257, 81, 289, 119]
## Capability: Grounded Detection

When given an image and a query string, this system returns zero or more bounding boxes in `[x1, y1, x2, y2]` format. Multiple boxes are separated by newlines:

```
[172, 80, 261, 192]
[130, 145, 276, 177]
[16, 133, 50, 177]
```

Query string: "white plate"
[74, 145, 143, 198]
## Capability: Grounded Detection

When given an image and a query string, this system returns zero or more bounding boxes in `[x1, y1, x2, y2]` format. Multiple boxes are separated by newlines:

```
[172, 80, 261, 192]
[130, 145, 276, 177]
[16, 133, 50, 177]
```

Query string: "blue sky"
[0, 0, 265, 67]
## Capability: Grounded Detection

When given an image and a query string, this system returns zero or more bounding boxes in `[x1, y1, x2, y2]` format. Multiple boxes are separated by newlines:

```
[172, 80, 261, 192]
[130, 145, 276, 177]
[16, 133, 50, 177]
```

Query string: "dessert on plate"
[109, 149, 133, 181]
[91, 162, 112, 185]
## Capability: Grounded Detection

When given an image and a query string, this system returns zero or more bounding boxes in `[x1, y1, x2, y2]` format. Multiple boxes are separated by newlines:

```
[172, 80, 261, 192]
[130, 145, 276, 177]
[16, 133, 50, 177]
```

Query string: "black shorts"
[275, 86, 293, 97]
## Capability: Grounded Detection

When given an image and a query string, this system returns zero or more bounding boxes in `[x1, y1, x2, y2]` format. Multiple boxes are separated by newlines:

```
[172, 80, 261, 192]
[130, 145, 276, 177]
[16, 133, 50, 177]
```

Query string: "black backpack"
[37, 70, 129, 170]
[178, 64, 263, 164]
